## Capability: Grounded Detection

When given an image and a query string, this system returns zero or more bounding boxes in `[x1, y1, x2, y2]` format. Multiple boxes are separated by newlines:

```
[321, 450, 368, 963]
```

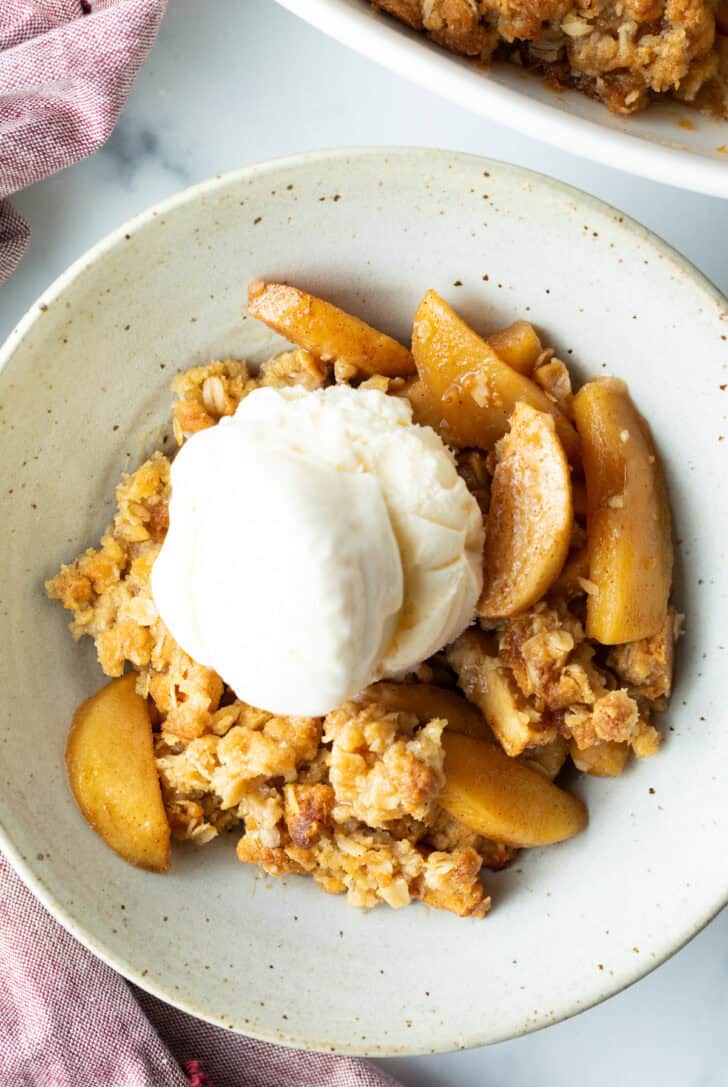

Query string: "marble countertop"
[1, 0, 726, 1082]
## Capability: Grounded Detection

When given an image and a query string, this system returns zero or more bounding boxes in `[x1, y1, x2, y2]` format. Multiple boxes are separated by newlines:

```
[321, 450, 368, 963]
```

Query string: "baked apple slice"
[441, 732, 588, 847]
[411, 290, 579, 456]
[570, 740, 630, 777]
[447, 629, 556, 756]
[478, 402, 573, 618]
[572, 378, 673, 644]
[66, 674, 170, 871]
[519, 736, 570, 781]
[402, 376, 448, 433]
[247, 281, 414, 377]
[486, 319, 542, 374]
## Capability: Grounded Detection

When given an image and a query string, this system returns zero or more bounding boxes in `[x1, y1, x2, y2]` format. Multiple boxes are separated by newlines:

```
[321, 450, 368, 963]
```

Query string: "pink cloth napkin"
[0, 851, 402, 1086]
[0, 0, 168, 284]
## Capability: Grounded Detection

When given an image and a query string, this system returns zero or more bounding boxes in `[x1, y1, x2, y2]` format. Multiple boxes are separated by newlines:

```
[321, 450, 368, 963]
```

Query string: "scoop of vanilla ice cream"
[151, 385, 483, 716]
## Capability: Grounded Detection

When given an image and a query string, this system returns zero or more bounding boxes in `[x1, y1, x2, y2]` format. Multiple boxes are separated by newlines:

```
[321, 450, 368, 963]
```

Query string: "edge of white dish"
[273, 0, 728, 198]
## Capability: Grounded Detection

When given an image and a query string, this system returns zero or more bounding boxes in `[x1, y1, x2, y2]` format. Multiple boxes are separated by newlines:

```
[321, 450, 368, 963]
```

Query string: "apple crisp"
[371, 0, 728, 117]
[47, 283, 679, 916]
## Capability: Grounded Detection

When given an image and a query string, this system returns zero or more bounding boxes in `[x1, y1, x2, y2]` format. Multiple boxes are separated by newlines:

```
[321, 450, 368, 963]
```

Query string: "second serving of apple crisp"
[371, 0, 728, 118]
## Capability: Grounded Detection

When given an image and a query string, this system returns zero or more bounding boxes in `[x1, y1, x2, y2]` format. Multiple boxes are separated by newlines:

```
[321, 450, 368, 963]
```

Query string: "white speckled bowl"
[0, 149, 726, 1056]
[275, 0, 728, 197]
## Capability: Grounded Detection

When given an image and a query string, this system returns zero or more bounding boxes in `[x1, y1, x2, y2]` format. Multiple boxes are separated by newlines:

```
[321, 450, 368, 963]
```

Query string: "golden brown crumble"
[533, 357, 574, 418]
[606, 607, 679, 706]
[371, 0, 727, 117]
[324, 703, 446, 826]
[260, 348, 329, 391]
[45, 452, 224, 741]
[47, 357, 495, 917]
[448, 598, 666, 760]
[427, 808, 517, 870]
[156, 691, 489, 915]
[171, 360, 258, 441]
[284, 783, 336, 848]
[47, 348, 675, 917]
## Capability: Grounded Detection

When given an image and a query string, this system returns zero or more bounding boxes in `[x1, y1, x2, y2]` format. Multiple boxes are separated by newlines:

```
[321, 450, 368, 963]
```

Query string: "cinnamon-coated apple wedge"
[411, 290, 579, 457]
[440, 732, 588, 847]
[447, 629, 556, 757]
[65, 674, 170, 871]
[478, 402, 573, 619]
[247, 280, 415, 377]
[486, 319, 543, 374]
[401, 376, 448, 433]
[572, 378, 673, 644]
[570, 740, 630, 777]
[519, 736, 570, 781]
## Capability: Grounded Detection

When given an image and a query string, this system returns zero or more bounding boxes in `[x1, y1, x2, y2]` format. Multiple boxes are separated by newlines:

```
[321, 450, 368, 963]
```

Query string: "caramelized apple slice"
[572, 378, 673, 644]
[570, 739, 630, 777]
[447, 629, 555, 757]
[357, 681, 492, 740]
[572, 478, 588, 518]
[411, 290, 579, 456]
[487, 320, 542, 374]
[401, 377, 448, 433]
[519, 736, 570, 780]
[66, 674, 170, 871]
[247, 281, 414, 377]
[478, 403, 573, 619]
[549, 545, 589, 601]
[441, 732, 588, 847]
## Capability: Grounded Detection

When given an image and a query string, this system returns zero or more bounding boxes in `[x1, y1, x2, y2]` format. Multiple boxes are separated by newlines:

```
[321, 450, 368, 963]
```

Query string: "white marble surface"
[1, 0, 726, 1082]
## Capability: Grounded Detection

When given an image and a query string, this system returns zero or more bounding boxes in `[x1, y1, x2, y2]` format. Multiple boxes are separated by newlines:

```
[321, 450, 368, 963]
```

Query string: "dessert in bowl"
[47, 279, 675, 921]
[1, 149, 726, 1053]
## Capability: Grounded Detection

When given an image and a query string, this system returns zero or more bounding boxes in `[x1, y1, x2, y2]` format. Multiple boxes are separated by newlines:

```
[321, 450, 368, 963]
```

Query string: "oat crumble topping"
[47, 335, 676, 917]
[371, 0, 728, 117]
